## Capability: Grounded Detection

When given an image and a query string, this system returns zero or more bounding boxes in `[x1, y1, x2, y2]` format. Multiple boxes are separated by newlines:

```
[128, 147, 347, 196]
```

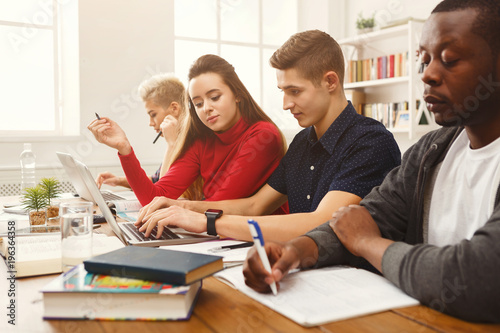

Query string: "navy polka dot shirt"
[268, 102, 401, 214]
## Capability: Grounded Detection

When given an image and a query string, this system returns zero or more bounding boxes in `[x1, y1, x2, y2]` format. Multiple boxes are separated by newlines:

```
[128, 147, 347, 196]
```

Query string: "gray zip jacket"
[306, 126, 500, 322]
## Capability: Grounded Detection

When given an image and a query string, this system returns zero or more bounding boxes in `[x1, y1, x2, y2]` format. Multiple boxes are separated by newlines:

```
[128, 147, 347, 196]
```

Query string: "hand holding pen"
[89, 113, 132, 155]
[154, 115, 179, 145]
[247, 219, 278, 295]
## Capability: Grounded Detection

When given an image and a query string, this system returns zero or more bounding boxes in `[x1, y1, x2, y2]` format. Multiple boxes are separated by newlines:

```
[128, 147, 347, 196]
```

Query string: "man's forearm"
[215, 210, 333, 242]
[180, 197, 249, 214]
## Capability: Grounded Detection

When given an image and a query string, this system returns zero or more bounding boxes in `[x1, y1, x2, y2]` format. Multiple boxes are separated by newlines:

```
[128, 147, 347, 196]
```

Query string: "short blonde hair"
[139, 73, 203, 200]
[138, 73, 187, 111]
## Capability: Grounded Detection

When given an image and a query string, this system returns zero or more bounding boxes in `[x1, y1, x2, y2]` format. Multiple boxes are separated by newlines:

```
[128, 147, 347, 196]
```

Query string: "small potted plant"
[40, 177, 62, 222]
[356, 13, 375, 34]
[21, 185, 49, 226]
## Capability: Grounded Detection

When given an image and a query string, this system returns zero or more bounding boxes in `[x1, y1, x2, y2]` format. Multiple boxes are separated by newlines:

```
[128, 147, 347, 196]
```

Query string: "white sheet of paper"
[215, 265, 419, 327]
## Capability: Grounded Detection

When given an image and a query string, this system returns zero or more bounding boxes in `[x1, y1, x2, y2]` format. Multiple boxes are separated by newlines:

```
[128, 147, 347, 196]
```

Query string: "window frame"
[174, 0, 301, 133]
[0, 0, 79, 141]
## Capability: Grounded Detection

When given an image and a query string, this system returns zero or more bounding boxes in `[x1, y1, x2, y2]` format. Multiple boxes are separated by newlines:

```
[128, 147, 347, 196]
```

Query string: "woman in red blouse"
[88, 54, 287, 210]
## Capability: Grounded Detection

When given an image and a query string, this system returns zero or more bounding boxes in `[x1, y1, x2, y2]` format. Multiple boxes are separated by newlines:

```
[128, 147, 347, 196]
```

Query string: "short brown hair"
[270, 30, 345, 87]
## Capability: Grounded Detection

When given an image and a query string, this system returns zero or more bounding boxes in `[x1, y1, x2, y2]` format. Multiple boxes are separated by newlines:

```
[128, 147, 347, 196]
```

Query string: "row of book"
[361, 101, 410, 129]
[346, 52, 409, 83]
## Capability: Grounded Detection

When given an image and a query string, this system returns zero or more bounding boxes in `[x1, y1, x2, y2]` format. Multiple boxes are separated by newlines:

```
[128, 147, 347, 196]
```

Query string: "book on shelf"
[344, 90, 365, 115]
[361, 101, 410, 129]
[83, 246, 224, 285]
[41, 264, 202, 320]
[215, 265, 419, 327]
[0, 233, 125, 278]
[346, 51, 409, 84]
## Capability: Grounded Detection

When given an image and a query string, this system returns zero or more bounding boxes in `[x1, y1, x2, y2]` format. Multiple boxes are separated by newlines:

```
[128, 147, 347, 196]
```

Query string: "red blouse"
[119, 118, 286, 211]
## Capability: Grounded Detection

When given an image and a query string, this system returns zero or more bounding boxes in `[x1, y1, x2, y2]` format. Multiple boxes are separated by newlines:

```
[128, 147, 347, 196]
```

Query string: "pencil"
[95, 112, 101, 120]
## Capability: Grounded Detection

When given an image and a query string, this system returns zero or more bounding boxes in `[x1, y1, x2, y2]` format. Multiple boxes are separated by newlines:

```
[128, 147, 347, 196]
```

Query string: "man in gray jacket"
[243, 0, 500, 322]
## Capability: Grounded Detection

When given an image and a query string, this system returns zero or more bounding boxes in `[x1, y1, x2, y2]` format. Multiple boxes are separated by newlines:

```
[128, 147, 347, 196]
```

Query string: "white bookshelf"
[340, 21, 439, 139]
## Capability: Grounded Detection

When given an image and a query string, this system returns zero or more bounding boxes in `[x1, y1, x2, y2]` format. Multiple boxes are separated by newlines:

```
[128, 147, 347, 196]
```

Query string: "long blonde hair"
[169, 55, 287, 173]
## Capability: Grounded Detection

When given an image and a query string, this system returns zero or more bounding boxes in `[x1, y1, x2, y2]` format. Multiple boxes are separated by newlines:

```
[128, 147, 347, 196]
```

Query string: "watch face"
[205, 209, 223, 217]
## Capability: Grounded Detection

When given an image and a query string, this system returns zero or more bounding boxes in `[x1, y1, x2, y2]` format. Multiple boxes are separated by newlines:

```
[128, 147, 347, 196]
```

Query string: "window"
[174, 0, 300, 132]
[0, 0, 79, 139]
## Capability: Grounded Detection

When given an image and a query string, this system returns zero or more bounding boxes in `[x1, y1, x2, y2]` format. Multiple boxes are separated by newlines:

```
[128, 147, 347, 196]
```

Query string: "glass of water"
[60, 201, 93, 272]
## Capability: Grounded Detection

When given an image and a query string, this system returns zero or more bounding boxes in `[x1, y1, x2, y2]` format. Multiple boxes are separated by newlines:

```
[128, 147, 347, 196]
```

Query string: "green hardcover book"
[83, 246, 224, 285]
[41, 264, 202, 320]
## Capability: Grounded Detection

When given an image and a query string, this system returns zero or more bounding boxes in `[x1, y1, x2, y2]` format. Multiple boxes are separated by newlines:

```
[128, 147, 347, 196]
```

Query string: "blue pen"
[247, 219, 278, 296]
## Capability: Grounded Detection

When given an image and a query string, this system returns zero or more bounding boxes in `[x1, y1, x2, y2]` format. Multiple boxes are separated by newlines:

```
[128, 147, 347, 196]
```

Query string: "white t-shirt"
[428, 130, 500, 246]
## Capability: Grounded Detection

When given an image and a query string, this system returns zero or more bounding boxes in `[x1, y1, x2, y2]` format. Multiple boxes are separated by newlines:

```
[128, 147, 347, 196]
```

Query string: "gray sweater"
[306, 126, 500, 322]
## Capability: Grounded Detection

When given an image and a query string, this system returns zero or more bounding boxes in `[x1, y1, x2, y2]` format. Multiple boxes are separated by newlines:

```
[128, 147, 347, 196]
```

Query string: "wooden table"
[1, 196, 500, 332]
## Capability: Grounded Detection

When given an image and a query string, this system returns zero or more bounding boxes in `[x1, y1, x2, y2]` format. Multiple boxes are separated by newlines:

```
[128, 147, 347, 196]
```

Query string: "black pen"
[153, 130, 162, 144]
[95, 112, 101, 120]
[209, 241, 254, 253]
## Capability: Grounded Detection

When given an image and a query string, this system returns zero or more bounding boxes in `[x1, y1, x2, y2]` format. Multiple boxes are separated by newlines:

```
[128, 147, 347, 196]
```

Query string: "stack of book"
[346, 52, 409, 83]
[41, 246, 224, 321]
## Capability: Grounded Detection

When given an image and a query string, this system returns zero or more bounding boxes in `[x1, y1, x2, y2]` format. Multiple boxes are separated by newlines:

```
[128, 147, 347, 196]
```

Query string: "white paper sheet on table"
[215, 265, 419, 327]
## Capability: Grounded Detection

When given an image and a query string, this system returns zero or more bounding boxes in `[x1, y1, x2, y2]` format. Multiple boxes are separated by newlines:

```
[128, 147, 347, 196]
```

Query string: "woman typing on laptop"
[88, 55, 288, 213]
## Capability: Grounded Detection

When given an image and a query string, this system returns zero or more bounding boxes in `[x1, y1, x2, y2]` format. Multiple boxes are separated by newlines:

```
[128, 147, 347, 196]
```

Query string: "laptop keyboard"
[101, 191, 125, 201]
[121, 223, 180, 242]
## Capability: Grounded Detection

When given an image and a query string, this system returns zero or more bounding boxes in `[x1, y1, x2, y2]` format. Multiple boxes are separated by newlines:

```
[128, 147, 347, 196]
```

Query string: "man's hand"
[329, 205, 393, 272]
[137, 205, 206, 238]
[87, 117, 132, 155]
[243, 236, 318, 293]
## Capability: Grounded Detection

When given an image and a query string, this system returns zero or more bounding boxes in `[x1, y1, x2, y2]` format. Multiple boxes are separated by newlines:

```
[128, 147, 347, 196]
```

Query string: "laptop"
[56, 152, 133, 203]
[56, 152, 219, 247]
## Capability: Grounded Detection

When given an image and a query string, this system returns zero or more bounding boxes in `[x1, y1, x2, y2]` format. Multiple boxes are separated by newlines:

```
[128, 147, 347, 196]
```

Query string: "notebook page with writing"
[215, 265, 419, 327]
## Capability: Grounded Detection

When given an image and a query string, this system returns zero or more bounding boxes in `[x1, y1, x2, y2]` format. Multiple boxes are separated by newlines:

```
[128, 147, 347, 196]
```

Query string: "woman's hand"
[137, 205, 206, 238]
[95, 172, 130, 189]
[160, 115, 179, 147]
[87, 117, 132, 155]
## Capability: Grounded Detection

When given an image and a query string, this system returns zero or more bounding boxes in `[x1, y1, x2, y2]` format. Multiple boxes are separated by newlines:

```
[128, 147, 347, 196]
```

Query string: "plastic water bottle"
[20, 143, 36, 192]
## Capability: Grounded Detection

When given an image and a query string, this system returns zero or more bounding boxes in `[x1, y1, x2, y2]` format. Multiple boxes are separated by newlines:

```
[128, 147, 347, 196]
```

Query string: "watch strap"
[207, 214, 217, 236]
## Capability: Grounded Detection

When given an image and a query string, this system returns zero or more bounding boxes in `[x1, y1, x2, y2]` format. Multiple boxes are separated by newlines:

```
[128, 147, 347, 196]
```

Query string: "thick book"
[41, 264, 202, 320]
[83, 246, 224, 285]
[215, 265, 419, 327]
[0, 233, 124, 278]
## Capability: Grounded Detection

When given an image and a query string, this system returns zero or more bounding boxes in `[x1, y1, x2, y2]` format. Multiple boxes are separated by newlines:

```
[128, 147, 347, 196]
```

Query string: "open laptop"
[56, 152, 134, 203]
[56, 152, 219, 247]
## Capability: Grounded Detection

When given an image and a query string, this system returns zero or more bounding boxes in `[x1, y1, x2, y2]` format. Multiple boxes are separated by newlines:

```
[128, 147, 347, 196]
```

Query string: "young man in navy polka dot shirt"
[136, 30, 401, 243]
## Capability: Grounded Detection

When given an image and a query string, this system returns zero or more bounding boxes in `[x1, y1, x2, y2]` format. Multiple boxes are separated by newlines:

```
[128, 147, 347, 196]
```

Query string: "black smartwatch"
[205, 209, 223, 236]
